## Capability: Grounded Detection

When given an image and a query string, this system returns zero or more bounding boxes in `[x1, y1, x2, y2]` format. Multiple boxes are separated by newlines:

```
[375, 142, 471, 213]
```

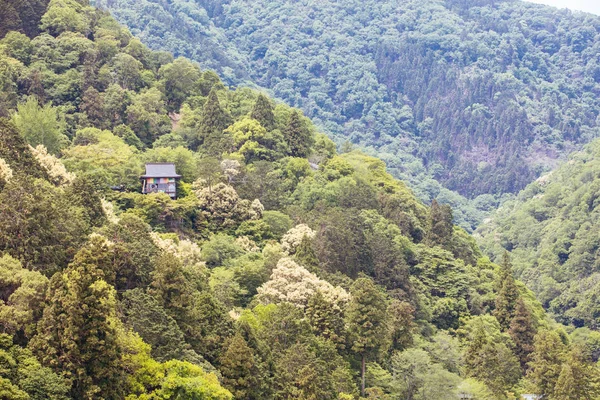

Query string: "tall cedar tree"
[345, 277, 390, 397]
[552, 345, 600, 400]
[425, 199, 453, 248]
[199, 88, 232, 156]
[219, 333, 260, 399]
[250, 94, 275, 131]
[525, 330, 566, 397]
[284, 110, 313, 158]
[237, 321, 274, 398]
[494, 252, 520, 331]
[306, 291, 346, 349]
[508, 297, 536, 371]
[294, 234, 319, 270]
[66, 175, 107, 227]
[463, 322, 521, 397]
[31, 246, 125, 399]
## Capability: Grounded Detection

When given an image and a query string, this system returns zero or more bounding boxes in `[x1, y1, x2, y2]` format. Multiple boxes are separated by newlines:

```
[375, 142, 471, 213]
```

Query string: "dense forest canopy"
[477, 138, 600, 330]
[95, 0, 600, 231]
[1, 0, 600, 398]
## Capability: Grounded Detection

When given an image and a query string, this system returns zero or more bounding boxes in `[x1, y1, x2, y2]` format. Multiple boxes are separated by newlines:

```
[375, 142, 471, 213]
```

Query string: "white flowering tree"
[256, 257, 348, 309]
[281, 224, 316, 255]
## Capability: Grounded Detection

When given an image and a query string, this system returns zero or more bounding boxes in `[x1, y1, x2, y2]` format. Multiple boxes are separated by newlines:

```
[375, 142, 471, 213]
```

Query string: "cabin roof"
[141, 163, 181, 179]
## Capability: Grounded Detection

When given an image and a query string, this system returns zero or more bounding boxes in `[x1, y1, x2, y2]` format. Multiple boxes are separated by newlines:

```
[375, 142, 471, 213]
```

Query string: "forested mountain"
[1, 0, 597, 398]
[95, 0, 600, 230]
[477, 139, 600, 331]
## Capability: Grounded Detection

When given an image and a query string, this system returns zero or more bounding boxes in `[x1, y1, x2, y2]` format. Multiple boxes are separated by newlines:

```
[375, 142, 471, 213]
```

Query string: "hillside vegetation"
[97, 0, 600, 230]
[478, 139, 600, 331]
[0, 0, 599, 399]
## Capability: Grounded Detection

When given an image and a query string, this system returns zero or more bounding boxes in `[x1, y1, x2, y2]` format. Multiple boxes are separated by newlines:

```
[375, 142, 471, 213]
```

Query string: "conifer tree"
[508, 297, 536, 370]
[66, 175, 107, 227]
[306, 291, 346, 348]
[199, 88, 232, 156]
[425, 199, 453, 247]
[219, 333, 260, 399]
[284, 110, 313, 158]
[31, 247, 125, 399]
[463, 319, 521, 397]
[494, 252, 520, 331]
[552, 345, 600, 400]
[250, 94, 275, 131]
[526, 330, 566, 397]
[294, 234, 319, 270]
[236, 320, 274, 398]
[0, 118, 47, 179]
[345, 277, 390, 396]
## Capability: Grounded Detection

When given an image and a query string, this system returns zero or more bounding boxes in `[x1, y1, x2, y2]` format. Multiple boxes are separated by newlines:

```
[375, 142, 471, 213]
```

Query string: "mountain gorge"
[97, 0, 600, 230]
[478, 138, 600, 330]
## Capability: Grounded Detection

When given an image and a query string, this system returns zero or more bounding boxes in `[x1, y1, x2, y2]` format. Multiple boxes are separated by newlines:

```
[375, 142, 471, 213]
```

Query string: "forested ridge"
[0, 0, 600, 399]
[96, 0, 600, 230]
[477, 138, 600, 331]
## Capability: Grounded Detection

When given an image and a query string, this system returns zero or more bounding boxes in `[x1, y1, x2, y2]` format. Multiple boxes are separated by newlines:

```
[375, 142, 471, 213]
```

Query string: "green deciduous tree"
[12, 97, 68, 154]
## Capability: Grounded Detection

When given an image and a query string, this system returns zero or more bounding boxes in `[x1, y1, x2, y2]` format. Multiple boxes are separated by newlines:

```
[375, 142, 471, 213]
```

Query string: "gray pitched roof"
[141, 163, 181, 178]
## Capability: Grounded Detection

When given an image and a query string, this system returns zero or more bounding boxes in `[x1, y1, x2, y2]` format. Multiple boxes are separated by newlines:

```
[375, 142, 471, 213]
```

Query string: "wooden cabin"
[141, 163, 181, 199]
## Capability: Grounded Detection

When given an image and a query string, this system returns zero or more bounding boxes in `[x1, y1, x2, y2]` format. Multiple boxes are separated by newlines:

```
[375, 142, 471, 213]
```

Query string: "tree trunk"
[361, 353, 366, 397]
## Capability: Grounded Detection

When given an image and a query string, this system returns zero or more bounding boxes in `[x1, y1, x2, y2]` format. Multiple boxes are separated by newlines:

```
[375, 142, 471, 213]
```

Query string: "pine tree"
[219, 333, 260, 399]
[284, 110, 313, 158]
[199, 88, 232, 156]
[250, 94, 275, 131]
[508, 297, 536, 370]
[525, 330, 566, 397]
[31, 246, 125, 399]
[345, 277, 390, 397]
[425, 199, 453, 247]
[494, 252, 520, 331]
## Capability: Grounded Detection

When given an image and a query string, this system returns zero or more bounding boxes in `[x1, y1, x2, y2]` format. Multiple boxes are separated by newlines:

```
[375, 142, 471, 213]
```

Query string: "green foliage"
[0, 255, 48, 339]
[31, 245, 126, 399]
[479, 139, 600, 329]
[0, 1, 588, 396]
[0, 176, 89, 274]
[12, 97, 68, 154]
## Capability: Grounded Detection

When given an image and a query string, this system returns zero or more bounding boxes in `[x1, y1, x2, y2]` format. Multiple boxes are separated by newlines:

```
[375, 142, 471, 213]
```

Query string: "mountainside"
[477, 138, 600, 330]
[2, 0, 598, 398]
[97, 0, 600, 215]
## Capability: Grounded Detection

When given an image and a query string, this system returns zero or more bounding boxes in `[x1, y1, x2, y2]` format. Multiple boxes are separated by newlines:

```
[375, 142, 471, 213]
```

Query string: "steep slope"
[478, 139, 600, 329]
[96, 0, 600, 202]
[1, 1, 591, 398]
